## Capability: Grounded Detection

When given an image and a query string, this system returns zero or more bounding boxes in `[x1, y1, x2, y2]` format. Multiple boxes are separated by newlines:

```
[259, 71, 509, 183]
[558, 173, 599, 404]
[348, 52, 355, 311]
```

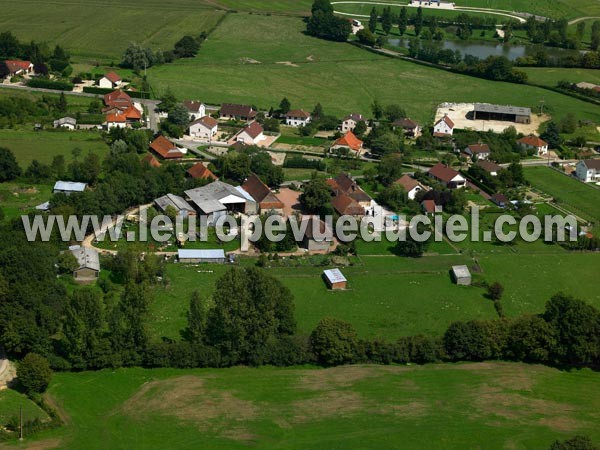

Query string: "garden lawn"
[32, 362, 600, 449]
[0, 130, 109, 169]
[524, 166, 600, 225]
[148, 13, 600, 124]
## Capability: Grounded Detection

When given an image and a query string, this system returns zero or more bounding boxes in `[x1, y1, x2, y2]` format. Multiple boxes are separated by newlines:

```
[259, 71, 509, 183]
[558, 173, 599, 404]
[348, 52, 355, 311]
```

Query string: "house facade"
[433, 115, 454, 137]
[236, 122, 265, 145]
[183, 100, 206, 120]
[189, 116, 218, 139]
[341, 113, 366, 132]
[393, 118, 422, 138]
[284, 110, 311, 127]
[464, 143, 491, 160]
[395, 174, 427, 200]
[518, 135, 549, 156]
[428, 163, 466, 189]
[98, 72, 122, 89]
[576, 159, 600, 183]
[330, 131, 363, 156]
[53, 117, 77, 130]
[220, 103, 256, 121]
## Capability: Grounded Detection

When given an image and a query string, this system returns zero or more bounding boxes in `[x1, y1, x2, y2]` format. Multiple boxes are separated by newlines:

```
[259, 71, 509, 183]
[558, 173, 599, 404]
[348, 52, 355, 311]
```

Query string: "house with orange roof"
[330, 131, 364, 156]
[518, 135, 548, 156]
[433, 114, 454, 137]
[103, 89, 132, 108]
[98, 72, 122, 89]
[332, 193, 365, 216]
[4, 60, 33, 76]
[187, 163, 217, 181]
[241, 174, 284, 213]
[105, 113, 127, 129]
[149, 135, 184, 160]
[141, 154, 162, 168]
[421, 199, 438, 216]
[235, 122, 265, 145]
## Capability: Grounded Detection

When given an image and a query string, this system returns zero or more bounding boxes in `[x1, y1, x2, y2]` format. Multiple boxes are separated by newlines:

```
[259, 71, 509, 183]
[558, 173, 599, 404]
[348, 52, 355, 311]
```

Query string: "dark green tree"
[310, 317, 358, 366]
[369, 7, 378, 33]
[18, 353, 52, 394]
[398, 7, 408, 36]
[0, 147, 22, 181]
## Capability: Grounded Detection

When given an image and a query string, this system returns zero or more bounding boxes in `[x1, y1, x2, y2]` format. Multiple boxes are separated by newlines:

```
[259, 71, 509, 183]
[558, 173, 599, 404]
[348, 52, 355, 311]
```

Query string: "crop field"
[0, 130, 109, 169]
[12, 362, 597, 449]
[148, 13, 600, 124]
[0, 0, 226, 61]
[524, 166, 600, 225]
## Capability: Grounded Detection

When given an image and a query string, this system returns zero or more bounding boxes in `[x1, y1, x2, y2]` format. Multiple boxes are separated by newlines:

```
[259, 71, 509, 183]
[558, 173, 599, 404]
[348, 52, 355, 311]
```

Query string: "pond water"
[387, 38, 582, 61]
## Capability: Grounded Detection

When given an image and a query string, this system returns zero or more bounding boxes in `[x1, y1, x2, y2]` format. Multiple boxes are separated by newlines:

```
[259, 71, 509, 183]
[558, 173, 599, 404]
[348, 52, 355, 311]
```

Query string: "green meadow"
[148, 13, 600, 124]
[3, 362, 597, 449]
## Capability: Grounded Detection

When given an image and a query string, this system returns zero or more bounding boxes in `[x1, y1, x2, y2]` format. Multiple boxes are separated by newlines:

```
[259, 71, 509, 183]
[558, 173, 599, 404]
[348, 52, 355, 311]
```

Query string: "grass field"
[0, 183, 53, 220]
[524, 166, 600, 225]
[148, 13, 600, 124]
[12, 362, 598, 449]
[0, 0, 226, 61]
[0, 130, 109, 169]
[0, 389, 49, 425]
[522, 67, 600, 88]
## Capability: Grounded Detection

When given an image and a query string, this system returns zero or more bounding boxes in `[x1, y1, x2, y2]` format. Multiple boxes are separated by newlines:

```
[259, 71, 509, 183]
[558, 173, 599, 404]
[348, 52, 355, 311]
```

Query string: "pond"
[387, 37, 582, 61]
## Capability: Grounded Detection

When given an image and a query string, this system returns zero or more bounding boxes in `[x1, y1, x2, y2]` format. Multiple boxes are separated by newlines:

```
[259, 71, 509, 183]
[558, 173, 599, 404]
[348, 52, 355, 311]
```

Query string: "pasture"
[524, 166, 600, 225]
[0, 130, 109, 169]
[0, 183, 53, 220]
[522, 67, 600, 88]
[21, 362, 600, 449]
[148, 13, 600, 124]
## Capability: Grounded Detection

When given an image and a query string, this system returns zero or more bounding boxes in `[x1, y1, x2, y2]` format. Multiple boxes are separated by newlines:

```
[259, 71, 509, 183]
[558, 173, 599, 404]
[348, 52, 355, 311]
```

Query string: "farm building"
[472, 103, 531, 124]
[323, 268, 347, 290]
[301, 217, 333, 252]
[178, 249, 226, 264]
[451, 265, 471, 286]
[53, 117, 77, 130]
[53, 181, 87, 195]
[154, 193, 196, 217]
[185, 180, 258, 223]
[70, 246, 100, 283]
[241, 174, 284, 213]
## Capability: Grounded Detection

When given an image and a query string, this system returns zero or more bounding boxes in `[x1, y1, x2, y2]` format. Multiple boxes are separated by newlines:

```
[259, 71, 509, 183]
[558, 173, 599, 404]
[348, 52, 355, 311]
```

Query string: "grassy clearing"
[34, 362, 600, 449]
[0, 183, 53, 220]
[0, 389, 49, 425]
[522, 67, 600, 88]
[0, 129, 109, 169]
[148, 13, 600, 124]
[524, 166, 600, 225]
[0, 0, 226, 61]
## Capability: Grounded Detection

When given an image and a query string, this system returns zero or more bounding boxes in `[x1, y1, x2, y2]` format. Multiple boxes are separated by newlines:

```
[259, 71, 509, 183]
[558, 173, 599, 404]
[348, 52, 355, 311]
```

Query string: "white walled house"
[341, 113, 366, 132]
[98, 72, 122, 89]
[236, 122, 265, 145]
[428, 163, 466, 189]
[518, 135, 549, 156]
[433, 115, 454, 137]
[395, 174, 428, 200]
[183, 100, 206, 120]
[189, 116, 218, 139]
[284, 109, 311, 127]
[576, 160, 600, 183]
[464, 143, 491, 160]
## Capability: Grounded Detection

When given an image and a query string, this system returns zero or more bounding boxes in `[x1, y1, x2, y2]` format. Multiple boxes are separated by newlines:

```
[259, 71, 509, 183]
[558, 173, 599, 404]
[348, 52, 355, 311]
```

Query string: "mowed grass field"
[16, 362, 599, 449]
[148, 13, 600, 124]
[522, 67, 600, 88]
[0, 0, 226, 61]
[0, 130, 109, 168]
[524, 166, 600, 225]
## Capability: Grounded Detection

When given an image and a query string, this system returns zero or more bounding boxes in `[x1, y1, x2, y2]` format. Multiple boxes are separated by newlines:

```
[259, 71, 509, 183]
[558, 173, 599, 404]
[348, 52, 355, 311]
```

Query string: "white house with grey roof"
[53, 117, 76, 130]
[69, 246, 100, 283]
[154, 193, 196, 217]
[53, 181, 87, 195]
[185, 181, 257, 224]
[576, 160, 600, 183]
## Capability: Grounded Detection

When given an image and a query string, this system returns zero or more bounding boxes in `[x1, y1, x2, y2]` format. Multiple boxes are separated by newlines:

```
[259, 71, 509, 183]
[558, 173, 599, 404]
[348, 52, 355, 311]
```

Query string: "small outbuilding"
[323, 268, 347, 290]
[70, 246, 100, 284]
[451, 265, 471, 286]
[178, 249, 227, 264]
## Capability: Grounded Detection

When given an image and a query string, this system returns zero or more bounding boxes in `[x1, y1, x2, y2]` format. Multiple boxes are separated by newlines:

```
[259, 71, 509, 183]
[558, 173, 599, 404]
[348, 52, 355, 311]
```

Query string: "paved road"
[174, 139, 217, 160]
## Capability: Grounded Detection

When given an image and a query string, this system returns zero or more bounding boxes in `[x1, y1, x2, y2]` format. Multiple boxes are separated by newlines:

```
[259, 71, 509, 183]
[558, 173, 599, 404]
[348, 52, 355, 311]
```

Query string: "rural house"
[189, 116, 218, 139]
[149, 135, 184, 159]
[428, 163, 466, 189]
[491, 193, 509, 208]
[395, 174, 428, 200]
[53, 117, 76, 130]
[284, 110, 312, 127]
[433, 114, 454, 137]
[576, 159, 600, 183]
[187, 163, 217, 181]
[241, 174, 284, 213]
[69, 246, 100, 284]
[332, 193, 365, 216]
[235, 122, 265, 145]
[103, 90, 132, 109]
[301, 217, 333, 252]
[464, 143, 491, 160]
[178, 249, 227, 264]
[98, 72, 122, 89]
[475, 159, 502, 177]
[154, 193, 196, 217]
[323, 268, 347, 290]
[183, 100, 206, 120]
[327, 173, 372, 208]
[393, 118, 422, 138]
[518, 135, 549, 156]
[421, 199, 438, 216]
[4, 60, 33, 76]
[104, 113, 127, 129]
[53, 181, 87, 195]
[185, 180, 257, 223]
[341, 113, 366, 132]
[220, 103, 256, 121]
[330, 131, 363, 156]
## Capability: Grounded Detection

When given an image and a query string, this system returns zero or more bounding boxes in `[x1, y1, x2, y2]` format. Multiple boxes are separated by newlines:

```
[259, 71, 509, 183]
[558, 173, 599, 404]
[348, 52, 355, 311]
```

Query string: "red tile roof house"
[98, 72, 122, 89]
[104, 113, 127, 129]
[241, 174, 284, 213]
[394, 174, 428, 200]
[284, 109, 312, 127]
[103, 90, 132, 108]
[341, 113, 366, 132]
[149, 135, 185, 160]
[327, 173, 372, 208]
[235, 122, 265, 145]
[183, 100, 206, 120]
[433, 114, 455, 137]
[332, 193, 365, 216]
[141, 154, 162, 168]
[187, 162, 217, 181]
[518, 135, 549, 156]
[330, 131, 364, 156]
[428, 163, 466, 189]
[393, 118, 422, 138]
[4, 60, 34, 76]
[189, 116, 218, 139]
[220, 103, 256, 122]
[464, 143, 491, 160]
